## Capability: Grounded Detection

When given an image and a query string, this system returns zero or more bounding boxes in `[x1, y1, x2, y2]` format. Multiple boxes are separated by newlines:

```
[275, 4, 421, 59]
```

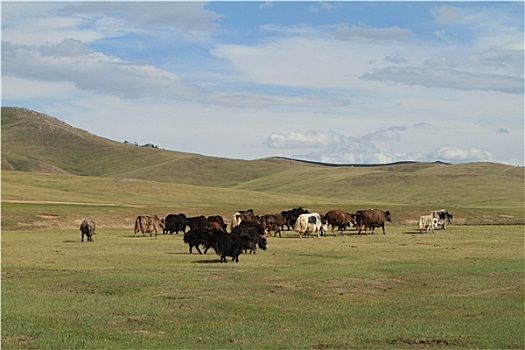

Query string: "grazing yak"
[188, 215, 208, 231]
[215, 232, 244, 263]
[418, 214, 438, 234]
[183, 228, 220, 254]
[259, 213, 284, 237]
[207, 215, 227, 231]
[134, 215, 165, 237]
[432, 209, 453, 230]
[324, 209, 357, 236]
[356, 209, 391, 235]
[231, 221, 267, 254]
[230, 209, 258, 230]
[164, 213, 189, 234]
[294, 213, 327, 238]
[80, 216, 96, 242]
[281, 207, 309, 231]
[210, 222, 267, 263]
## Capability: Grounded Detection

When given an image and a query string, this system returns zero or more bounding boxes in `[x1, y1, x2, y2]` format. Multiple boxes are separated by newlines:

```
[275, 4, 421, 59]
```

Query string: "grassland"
[2, 225, 524, 349]
[2, 166, 523, 233]
[2, 106, 524, 348]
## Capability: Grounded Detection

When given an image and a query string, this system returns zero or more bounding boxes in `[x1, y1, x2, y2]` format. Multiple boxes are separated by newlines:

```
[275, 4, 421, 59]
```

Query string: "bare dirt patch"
[3, 335, 34, 347]
[388, 338, 462, 347]
[312, 343, 354, 349]
[36, 213, 60, 219]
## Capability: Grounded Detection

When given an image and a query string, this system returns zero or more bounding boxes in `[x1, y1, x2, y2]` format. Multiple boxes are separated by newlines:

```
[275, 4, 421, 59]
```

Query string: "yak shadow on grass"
[165, 251, 219, 259]
[63, 239, 101, 243]
[119, 235, 164, 238]
[193, 259, 223, 264]
[403, 229, 427, 235]
[270, 234, 300, 239]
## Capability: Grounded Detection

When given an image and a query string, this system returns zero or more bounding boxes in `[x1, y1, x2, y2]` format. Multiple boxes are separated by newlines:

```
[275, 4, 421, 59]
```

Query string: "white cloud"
[267, 131, 344, 149]
[266, 128, 403, 164]
[265, 125, 500, 165]
[260, 2, 273, 10]
[59, 2, 221, 44]
[333, 24, 413, 41]
[430, 5, 463, 24]
[366, 126, 407, 143]
[429, 145, 493, 162]
[360, 67, 524, 94]
[2, 40, 201, 99]
[384, 56, 408, 64]
[212, 16, 522, 98]
[211, 22, 420, 90]
[2, 2, 220, 45]
[2, 76, 78, 101]
[424, 50, 524, 78]
[211, 35, 390, 89]
[1, 3, 121, 45]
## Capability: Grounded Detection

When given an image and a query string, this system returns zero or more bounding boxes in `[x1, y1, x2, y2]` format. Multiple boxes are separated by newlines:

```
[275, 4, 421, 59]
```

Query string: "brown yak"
[134, 215, 165, 237]
[259, 213, 284, 237]
[355, 209, 391, 235]
[324, 209, 357, 236]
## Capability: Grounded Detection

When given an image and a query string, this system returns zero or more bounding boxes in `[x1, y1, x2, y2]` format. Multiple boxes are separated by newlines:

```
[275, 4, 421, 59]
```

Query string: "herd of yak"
[79, 207, 453, 263]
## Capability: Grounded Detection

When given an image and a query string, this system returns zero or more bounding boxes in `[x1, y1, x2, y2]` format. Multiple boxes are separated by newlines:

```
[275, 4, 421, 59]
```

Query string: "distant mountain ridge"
[273, 156, 450, 168]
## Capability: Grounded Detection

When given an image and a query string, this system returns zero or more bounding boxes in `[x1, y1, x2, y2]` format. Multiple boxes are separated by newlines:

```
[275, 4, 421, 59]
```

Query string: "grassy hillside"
[1, 107, 253, 183]
[1, 106, 524, 230]
[2, 107, 324, 189]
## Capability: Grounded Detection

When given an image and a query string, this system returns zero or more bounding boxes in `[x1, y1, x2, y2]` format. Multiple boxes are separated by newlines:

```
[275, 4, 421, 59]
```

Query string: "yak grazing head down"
[258, 237, 268, 250]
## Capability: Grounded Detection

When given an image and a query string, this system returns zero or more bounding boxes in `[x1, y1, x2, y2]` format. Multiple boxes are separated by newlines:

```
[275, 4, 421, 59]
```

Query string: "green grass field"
[2, 107, 524, 348]
[2, 225, 523, 349]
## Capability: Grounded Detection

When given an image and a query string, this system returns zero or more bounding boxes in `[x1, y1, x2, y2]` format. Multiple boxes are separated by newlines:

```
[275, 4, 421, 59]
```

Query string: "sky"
[2, 1, 524, 165]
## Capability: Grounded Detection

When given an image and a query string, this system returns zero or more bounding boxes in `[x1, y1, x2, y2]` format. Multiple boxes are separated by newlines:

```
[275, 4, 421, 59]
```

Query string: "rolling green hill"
[1, 107, 319, 188]
[2, 106, 524, 229]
